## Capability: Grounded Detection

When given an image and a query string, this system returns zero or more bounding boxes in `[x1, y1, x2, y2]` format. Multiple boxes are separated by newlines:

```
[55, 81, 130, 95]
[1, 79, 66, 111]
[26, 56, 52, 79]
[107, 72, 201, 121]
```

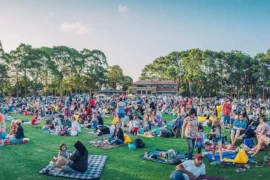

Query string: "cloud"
[50, 12, 54, 16]
[118, 4, 128, 13]
[60, 23, 93, 35]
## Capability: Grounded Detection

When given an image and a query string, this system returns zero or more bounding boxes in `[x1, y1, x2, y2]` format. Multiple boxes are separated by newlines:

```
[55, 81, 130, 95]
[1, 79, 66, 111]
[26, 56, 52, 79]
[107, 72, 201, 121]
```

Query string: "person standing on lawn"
[117, 98, 126, 128]
[210, 118, 224, 161]
[182, 108, 198, 160]
[222, 97, 232, 127]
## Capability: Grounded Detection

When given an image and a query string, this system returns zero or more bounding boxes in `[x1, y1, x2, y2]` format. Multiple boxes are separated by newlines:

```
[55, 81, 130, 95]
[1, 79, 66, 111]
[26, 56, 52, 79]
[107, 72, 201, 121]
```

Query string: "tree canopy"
[140, 49, 270, 98]
[0, 41, 132, 97]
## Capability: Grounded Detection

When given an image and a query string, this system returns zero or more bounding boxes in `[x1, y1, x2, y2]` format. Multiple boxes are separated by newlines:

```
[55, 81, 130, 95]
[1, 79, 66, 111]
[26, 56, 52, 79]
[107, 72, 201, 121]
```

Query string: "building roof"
[133, 80, 177, 85]
[98, 88, 124, 93]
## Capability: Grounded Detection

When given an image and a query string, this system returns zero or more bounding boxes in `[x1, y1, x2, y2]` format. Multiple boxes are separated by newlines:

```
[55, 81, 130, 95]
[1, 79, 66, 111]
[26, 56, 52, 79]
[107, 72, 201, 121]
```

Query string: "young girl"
[9, 120, 17, 137]
[58, 143, 70, 159]
[210, 118, 224, 161]
[195, 124, 204, 154]
[131, 116, 140, 136]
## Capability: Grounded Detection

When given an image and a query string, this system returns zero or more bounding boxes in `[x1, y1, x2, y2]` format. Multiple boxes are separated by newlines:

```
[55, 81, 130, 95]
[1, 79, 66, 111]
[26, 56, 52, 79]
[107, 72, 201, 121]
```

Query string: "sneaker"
[255, 162, 264, 167]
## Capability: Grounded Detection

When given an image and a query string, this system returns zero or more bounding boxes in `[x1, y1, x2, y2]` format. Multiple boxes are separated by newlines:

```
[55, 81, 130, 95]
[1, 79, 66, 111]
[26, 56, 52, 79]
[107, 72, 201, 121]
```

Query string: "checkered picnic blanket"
[88, 139, 123, 150]
[39, 155, 107, 179]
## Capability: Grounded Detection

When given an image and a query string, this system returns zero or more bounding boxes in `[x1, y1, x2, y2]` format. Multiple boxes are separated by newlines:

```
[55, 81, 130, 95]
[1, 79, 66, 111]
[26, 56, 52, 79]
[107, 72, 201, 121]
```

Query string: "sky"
[0, 0, 270, 81]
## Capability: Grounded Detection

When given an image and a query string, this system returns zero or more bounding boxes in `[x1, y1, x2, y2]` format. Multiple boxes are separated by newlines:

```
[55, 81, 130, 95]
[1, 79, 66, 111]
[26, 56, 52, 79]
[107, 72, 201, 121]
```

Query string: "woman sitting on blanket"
[109, 122, 124, 145]
[31, 109, 40, 127]
[9, 120, 24, 144]
[61, 141, 88, 173]
[0, 113, 6, 146]
[9, 120, 18, 137]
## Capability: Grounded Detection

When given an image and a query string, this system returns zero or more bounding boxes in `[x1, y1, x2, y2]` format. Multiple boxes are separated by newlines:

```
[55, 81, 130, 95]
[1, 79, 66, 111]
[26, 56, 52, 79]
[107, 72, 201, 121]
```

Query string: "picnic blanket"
[204, 143, 237, 153]
[88, 139, 124, 150]
[137, 133, 154, 138]
[87, 132, 112, 137]
[4, 138, 30, 145]
[139, 149, 186, 164]
[205, 151, 254, 163]
[39, 155, 107, 179]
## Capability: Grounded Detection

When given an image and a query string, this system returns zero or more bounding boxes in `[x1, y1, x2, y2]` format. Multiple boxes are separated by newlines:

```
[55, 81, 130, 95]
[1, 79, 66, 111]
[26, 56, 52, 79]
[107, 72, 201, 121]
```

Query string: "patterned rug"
[39, 155, 107, 179]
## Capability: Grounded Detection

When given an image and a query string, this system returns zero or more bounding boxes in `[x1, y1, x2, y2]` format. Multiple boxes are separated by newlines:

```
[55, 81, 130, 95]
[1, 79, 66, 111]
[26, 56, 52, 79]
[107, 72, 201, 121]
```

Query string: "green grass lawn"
[0, 114, 269, 180]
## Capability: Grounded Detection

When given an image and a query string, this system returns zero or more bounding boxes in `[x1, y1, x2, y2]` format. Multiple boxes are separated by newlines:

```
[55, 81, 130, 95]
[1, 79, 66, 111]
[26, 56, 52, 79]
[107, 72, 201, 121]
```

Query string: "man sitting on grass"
[170, 154, 206, 180]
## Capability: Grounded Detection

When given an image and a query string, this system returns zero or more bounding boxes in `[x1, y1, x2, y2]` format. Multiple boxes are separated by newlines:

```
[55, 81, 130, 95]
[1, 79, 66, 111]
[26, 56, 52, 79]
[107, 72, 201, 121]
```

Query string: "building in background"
[131, 80, 178, 95]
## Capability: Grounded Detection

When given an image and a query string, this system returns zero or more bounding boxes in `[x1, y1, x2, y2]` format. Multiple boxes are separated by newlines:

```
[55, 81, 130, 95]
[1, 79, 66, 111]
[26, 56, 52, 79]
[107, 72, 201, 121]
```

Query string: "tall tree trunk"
[16, 70, 19, 98]
[188, 80, 192, 96]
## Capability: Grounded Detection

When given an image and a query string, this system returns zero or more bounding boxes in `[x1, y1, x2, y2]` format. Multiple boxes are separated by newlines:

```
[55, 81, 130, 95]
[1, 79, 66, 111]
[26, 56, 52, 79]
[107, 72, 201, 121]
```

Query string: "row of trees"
[140, 49, 270, 98]
[0, 41, 132, 97]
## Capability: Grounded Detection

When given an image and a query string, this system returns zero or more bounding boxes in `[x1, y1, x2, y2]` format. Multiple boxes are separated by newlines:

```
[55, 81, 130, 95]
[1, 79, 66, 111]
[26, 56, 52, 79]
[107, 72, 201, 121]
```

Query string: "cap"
[16, 119, 22, 124]
[194, 154, 203, 159]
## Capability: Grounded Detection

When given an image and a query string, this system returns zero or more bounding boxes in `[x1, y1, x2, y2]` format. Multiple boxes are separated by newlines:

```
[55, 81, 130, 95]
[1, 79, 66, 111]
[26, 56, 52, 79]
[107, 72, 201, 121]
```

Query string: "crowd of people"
[1, 94, 270, 178]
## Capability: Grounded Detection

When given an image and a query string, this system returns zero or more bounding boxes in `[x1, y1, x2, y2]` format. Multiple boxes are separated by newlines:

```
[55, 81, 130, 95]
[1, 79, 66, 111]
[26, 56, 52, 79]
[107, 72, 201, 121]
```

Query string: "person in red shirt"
[89, 96, 95, 109]
[222, 97, 232, 127]
[31, 109, 39, 127]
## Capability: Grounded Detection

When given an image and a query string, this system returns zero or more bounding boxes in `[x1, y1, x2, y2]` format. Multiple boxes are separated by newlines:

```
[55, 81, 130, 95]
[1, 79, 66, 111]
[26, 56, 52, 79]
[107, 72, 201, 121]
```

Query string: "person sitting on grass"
[61, 141, 88, 173]
[84, 115, 92, 128]
[58, 143, 70, 160]
[251, 117, 270, 157]
[69, 116, 81, 136]
[109, 122, 124, 145]
[9, 120, 24, 144]
[9, 119, 17, 137]
[0, 113, 6, 146]
[31, 109, 40, 127]
[230, 114, 246, 147]
[170, 154, 206, 180]
[210, 118, 224, 161]
[97, 112, 104, 126]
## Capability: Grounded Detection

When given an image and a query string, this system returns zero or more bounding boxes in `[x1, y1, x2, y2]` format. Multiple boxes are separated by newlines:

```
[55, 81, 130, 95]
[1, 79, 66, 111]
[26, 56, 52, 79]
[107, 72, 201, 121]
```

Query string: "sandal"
[236, 168, 246, 173]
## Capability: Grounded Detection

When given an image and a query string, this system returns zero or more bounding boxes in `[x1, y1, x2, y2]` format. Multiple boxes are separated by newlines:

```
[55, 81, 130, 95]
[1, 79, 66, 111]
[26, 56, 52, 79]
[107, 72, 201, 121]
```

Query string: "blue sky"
[0, 0, 270, 80]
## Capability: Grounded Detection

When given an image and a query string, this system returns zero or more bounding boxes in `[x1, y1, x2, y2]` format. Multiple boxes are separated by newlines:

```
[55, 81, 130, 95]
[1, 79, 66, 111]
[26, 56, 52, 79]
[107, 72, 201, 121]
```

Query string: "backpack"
[98, 125, 110, 134]
[160, 130, 170, 138]
[135, 138, 145, 148]
[166, 149, 180, 164]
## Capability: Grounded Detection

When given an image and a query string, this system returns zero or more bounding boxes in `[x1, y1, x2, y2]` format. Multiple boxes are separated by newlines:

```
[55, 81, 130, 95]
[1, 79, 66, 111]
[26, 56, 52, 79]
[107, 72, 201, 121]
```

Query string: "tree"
[120, 76, 133, 92]
[107, 65, 124, 89]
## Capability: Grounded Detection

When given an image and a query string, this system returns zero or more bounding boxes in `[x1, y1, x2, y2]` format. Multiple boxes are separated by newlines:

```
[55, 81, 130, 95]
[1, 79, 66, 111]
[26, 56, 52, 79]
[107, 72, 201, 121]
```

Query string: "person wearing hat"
[170, 154, 206, 180]
[9, 120, 24, 144]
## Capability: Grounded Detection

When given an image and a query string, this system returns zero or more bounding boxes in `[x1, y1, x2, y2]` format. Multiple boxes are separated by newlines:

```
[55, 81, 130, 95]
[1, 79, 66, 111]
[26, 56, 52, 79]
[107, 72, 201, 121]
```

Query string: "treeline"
[0, 41, 132, 97]
[140, 49, 270, 98]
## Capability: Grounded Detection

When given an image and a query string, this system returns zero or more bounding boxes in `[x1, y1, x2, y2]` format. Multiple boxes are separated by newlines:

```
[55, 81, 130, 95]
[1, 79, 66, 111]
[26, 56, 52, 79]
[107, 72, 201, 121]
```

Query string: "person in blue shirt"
[230, 114, 246, 146]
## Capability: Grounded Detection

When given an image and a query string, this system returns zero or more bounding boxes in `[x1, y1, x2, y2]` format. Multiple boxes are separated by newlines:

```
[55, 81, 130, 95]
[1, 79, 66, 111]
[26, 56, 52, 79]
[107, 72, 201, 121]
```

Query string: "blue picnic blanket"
[139, 149, 186, 164]
[205, 151, 254, 163]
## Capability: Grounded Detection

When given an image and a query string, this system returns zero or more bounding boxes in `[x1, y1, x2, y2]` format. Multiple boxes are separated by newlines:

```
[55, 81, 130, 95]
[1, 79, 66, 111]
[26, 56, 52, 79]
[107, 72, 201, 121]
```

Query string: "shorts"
[0, 133, 6, 139]
[118, 113, 125, 119]
[132, 127, 139, 132]
[223, 115, 230, 125]
[212, 137, 222, 144]
[90, 105, 95, 109]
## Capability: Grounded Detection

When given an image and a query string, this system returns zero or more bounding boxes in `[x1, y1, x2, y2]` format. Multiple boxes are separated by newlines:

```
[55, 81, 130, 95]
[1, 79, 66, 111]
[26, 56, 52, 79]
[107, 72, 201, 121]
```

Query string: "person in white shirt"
[70, 117, 81, 136]
[170, 154, 206, 180]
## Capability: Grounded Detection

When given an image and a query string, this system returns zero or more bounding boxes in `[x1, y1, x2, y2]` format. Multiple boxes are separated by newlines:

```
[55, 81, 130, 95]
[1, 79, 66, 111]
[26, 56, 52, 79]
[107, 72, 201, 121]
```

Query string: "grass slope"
[0, 114, 269, 180]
